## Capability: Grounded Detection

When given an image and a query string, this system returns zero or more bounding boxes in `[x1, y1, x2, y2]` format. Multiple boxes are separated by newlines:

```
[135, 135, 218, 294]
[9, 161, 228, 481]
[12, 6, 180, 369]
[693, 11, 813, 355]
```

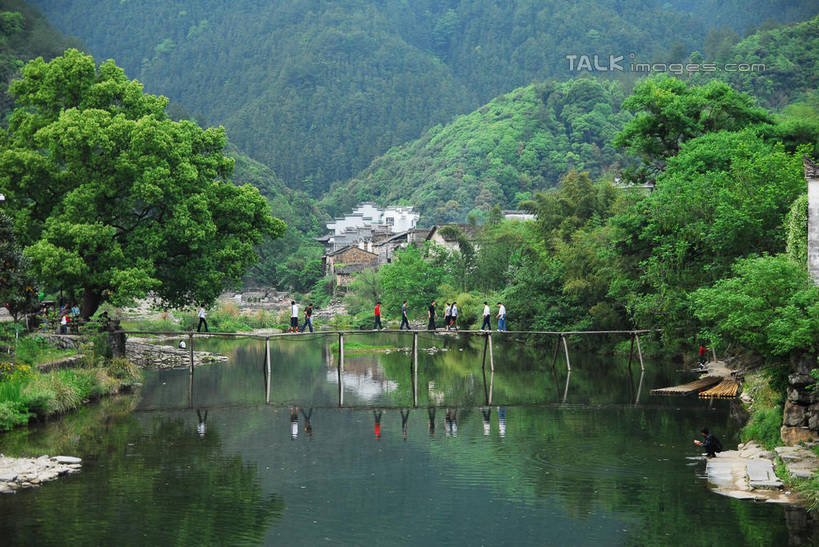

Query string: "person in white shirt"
[481, 301, 491, 330]
[289, 300, 299, 333]
[496, 302, 507, 331]
[197, 306, 208, 332]
[450, 302, 458, 330]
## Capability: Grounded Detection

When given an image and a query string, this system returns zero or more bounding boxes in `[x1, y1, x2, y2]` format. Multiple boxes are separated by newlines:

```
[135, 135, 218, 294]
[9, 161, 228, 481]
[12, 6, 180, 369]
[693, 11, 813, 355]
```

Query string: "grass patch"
[328, 341, 405, 354]
[740, 371, 785, 450]
[14, 336, 77, 365]
[0, 360, 142, 431]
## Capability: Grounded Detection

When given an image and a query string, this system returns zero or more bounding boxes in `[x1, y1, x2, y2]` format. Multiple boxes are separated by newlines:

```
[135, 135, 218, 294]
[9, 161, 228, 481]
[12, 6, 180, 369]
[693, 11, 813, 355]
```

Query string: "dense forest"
[32, 0, 819, 196]
[322, 78, 632, 222]
[0, 0, 80, 114]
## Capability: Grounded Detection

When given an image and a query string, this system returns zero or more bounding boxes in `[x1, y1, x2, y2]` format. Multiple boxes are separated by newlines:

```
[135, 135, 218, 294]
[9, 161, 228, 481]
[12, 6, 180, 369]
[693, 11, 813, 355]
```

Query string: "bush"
[741, 406, 783, 450]
[0, 400, 31, 431]
[106, 357, 142, 384]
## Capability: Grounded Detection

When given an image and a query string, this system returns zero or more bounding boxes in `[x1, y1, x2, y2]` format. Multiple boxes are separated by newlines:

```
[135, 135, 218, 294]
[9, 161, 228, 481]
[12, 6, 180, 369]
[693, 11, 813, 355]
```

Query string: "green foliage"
[0, 364, 134, 430]
[0, 210, 37, 321]
[785, 193, 808, 265]
[324, 79, 632, 222]
[692, 254, 819, 359]
[105, 357, 141, 384]
[0, 50, 284, 317]
[740, 406, 783, 450]
[14, 336, 76, 366]
[700, 16, 819, 111]
[36, 1, 816, 196]
[376, 245, 447, 316]
[614, 128, 806, 344]
[614, 77, 773, 179]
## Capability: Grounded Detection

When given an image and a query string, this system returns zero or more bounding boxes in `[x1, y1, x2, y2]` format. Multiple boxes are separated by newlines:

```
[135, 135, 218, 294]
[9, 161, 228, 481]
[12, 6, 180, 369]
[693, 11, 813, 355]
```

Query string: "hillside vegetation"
[32, 0, 817, 194]
[322, 78, 631, 223]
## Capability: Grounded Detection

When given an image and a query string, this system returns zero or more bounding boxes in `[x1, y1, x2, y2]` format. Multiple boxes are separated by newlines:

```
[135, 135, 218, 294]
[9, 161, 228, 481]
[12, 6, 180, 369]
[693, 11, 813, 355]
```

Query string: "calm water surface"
[1, 333, 816, 545]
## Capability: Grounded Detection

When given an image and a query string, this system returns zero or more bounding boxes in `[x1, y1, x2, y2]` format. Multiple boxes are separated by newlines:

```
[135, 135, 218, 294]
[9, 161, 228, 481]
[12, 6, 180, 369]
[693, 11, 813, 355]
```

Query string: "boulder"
[783, 401, 807, 427]
[781, 426, 817, 445]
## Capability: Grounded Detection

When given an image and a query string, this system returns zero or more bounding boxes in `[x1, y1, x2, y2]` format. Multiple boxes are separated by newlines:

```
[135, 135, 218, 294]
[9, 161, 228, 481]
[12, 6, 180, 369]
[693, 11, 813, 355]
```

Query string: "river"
[0, 333, 815, 545]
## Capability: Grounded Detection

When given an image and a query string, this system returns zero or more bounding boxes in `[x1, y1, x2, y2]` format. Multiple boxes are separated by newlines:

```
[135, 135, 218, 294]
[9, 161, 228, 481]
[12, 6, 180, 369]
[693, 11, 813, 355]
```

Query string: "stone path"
[704, 441, 819, 505]
[0, 454, 82, 494]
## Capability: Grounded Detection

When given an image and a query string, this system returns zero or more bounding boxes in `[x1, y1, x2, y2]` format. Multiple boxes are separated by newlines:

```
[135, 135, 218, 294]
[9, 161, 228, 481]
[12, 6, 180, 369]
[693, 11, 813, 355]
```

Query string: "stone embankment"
[705, 441, 819, 504]
[0, 455, 82, 494]
[126, 339, 227, 369]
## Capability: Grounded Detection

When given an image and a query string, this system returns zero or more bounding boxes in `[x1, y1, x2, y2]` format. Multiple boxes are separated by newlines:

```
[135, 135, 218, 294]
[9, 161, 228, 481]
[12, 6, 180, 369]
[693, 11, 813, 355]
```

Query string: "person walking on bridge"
[197, 306, 208, 333]
[450, 302, 458, 330]
[374, 301, 384, 330]
[496, 302, 507, 331]
[481, 301, 491, 331]
[427, 300, 436, 331]
[399, 300, 411, 330]
[289, 300, 299, 333]
[300, 303, 314, 333]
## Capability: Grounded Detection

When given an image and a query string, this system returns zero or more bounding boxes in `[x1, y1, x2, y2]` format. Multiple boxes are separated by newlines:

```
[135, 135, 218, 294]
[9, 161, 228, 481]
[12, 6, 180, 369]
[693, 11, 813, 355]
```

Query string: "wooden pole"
[188, 333, 194, 375]
[488, 333, 494, 373]
[634, 370, 645, 406]
[265, 337, 271, 404]
[481, 334, 488, 370]
[562, 371, 571, 403]
[338, 333, 344, 407]
[488, 370, 494, 406]
[626, 334, 634, 373]
[550, 336, 560, 371]
[635, 334, 645, 372]
[412, 331, 418, 408]
[561, 334, 571, 372]
[187, 333, 194, 408]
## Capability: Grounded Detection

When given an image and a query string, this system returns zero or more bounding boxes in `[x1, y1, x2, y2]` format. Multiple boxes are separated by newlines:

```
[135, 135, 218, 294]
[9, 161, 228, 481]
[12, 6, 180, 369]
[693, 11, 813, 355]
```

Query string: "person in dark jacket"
[694, 427, 723, 458]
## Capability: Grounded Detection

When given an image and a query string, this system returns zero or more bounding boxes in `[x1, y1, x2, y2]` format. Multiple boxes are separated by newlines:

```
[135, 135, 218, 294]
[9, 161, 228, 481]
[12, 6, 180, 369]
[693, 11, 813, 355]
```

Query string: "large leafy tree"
[0, 50, 284, 318]
[614, 77, 773, 180]
[0, 210, 37, 321]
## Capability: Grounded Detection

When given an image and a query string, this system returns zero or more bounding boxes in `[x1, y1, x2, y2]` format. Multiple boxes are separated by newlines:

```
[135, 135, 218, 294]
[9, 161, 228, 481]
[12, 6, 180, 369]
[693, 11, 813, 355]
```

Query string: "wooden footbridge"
[120, 327, 657, 407]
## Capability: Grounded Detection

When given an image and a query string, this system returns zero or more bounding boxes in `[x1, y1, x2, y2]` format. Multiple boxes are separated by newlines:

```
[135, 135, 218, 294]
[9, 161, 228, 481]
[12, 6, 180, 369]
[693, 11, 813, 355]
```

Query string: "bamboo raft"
[698, 378, 739, 399]
[650, 376, 722, 396]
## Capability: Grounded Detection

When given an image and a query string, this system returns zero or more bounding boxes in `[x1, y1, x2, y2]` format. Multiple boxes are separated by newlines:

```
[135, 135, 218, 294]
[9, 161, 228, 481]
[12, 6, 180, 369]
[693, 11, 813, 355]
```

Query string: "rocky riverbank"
[0, 455, 82, 494]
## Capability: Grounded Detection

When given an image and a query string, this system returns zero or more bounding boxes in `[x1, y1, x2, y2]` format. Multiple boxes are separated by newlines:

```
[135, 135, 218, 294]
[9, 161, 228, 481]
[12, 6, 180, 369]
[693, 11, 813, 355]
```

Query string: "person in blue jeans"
[496, 302, 507, 331]
[300, 303, 314, 332]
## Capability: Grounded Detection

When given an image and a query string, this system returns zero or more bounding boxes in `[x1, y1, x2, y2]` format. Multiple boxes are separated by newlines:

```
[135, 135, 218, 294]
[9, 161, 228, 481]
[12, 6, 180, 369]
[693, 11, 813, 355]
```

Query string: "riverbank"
[0, 454, 82, 494]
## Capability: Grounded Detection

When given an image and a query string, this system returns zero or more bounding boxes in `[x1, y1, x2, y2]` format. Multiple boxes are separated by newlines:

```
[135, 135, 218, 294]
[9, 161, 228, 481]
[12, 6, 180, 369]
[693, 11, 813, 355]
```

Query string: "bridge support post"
[188, 333, 194, 408]
[337, 333, 344, 407]
[626, 334, 635, 373]
[265, 337, 271, 404]
[412, 331, 418, 407]
[561, 334, 571, 372]
[481, 334, 488, 370]
[488, 333, 494, 373]
[551, 336, 560, 372]
[635, 334, 645, 372]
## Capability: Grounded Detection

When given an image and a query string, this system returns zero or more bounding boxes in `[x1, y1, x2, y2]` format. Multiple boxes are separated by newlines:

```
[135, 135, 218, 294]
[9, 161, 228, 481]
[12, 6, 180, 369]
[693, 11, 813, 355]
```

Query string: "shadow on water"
[1, 332, 817, 545]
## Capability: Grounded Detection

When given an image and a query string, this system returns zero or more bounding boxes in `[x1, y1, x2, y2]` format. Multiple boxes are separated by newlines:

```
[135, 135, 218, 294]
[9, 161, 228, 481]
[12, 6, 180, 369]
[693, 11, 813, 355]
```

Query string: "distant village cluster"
[317, 203, 534, 287]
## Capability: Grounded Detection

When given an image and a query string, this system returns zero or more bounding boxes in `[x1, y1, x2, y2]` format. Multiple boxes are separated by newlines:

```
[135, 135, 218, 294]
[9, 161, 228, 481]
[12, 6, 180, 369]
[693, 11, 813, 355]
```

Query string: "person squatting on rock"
[694, 427, 722, 458]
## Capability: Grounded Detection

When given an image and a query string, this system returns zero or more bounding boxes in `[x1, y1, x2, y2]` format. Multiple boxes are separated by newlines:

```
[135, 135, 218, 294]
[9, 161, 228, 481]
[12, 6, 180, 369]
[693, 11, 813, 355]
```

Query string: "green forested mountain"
[0, 0, 81, 115]
[703, 15, 819, 110]
[31, 0, 817, 195]
[322, 78, 630, 223]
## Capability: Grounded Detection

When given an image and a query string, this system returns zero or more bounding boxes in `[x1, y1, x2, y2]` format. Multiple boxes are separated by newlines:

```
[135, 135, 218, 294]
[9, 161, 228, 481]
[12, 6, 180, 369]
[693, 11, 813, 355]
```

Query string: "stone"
[0, 473, 17, 482]
[783, 401, 807, 427]
[781, 426, 817, 445]
[53, 456, 81, 464]
[747, 460, 783, 489]
[788, 387, 817, 404]
[788, 373, 814, 387]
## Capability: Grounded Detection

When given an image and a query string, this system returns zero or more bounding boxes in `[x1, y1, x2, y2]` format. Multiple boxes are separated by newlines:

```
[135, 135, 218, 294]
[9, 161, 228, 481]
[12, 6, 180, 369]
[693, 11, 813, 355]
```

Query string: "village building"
[320, 203, 424, 286]
[425, 224, 479, 253]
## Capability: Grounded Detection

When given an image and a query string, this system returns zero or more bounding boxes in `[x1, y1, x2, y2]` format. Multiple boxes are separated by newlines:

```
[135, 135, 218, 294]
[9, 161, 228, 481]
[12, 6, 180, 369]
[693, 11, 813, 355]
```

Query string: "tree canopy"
[0, 50, 284, 317]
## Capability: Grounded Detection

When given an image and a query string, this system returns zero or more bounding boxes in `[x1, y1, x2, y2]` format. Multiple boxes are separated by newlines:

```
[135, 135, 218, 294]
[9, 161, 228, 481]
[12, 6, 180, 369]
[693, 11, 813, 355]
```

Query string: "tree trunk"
[81, 288, 102, 320]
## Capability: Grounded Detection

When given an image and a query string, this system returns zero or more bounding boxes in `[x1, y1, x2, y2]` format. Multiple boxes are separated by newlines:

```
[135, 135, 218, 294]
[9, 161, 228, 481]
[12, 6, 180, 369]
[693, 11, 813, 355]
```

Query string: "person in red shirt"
[373, 301, 383, 330]
[373, 409, 382, 439]
[698, 343, 708, 366]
